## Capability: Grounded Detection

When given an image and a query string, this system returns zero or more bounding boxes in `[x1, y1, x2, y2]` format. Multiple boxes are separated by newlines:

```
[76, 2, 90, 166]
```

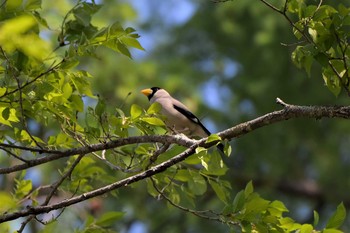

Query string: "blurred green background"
[11, 0, 350, 232]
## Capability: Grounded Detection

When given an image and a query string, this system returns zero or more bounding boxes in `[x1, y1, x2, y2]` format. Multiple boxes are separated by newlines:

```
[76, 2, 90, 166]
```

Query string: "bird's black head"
[141, 87, 162, 101]
[148, 87, 161, 100]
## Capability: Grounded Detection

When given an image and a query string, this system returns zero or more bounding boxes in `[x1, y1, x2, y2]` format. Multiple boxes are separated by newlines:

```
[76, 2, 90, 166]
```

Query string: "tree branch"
[1, 99, 350, 223]
[0, 134, 196, 174]
[1, 100, 350, 175]
[0, 144, 198, 223]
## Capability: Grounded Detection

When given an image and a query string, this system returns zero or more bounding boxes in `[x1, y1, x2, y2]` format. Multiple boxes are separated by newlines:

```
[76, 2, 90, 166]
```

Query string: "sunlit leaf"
[62, 83, 73, 99]
[0, 15, 50, 60]
[130, 104, 143, 119]
[0, 192, 17, 213]
[15, 179, 32, 199]
[0, 87, 6, 96]
[299, 224, 313, 233]
[140, 117, 165, 126]
[147, 102, 162, 114]
[5, 0, 23, 11]
[206, 134, 221, 144]
[121, 36, 145, 51]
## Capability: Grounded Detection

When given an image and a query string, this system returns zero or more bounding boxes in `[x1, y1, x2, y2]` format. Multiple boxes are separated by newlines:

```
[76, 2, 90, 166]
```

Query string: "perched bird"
[141, 87, 224, 153]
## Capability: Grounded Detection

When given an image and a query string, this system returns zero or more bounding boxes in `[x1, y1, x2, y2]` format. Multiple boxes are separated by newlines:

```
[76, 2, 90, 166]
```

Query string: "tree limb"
[1, 99, 350, 223]
[1, 100, 350, 175]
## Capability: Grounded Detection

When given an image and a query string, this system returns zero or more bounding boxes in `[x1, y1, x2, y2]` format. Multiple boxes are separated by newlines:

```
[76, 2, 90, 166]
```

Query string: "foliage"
[0, 0, 349, 233]
[287, 0, 350, 96]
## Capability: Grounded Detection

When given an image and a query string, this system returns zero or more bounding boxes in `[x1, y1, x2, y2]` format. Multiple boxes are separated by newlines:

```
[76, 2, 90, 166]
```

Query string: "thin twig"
[146, 143, 170, 169]
[17, 153, 85, 232]
[0, 147, 29, 163]
[149, 177, 225, 223]
[15, 75, 43, 149]
[0, 59, 64, 99]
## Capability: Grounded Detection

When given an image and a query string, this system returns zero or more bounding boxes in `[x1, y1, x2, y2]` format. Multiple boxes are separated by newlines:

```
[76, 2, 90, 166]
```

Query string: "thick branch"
[1, 102, 350, 175]
[0, 144, 198, 223]
[218, 100, 350, 140]
[1, 100, 350, 223]
[0, 135, 196, 174]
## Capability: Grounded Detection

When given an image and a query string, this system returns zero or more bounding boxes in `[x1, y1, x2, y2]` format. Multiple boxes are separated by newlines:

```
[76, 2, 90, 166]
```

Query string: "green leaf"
[62, 83, 73, 99]
[209, 179, 228, 204]
[244, 194, 270, 216]
[70, 95, 84, 112]
[280, 217, 300, 231]
[147, 102, 162, 114]
[130, 104, 143, 119]
[268, 200, 289, 217]
[313, 210, 319, 227]
[72, 2, 101, 27]
[0, 15, 50, 60]
[2, 107, 10, 120]
[201, 150, 228, 176]
[291, 45, 315, 76]
[120, 36, 145, 51]
[5, 0, 23, 11]
[314, 52, 329, 67]
[140, 117, 165, 126]
[33, 11, 49, 29]
[206, 134, 221, 144]
[70, 71, 94, 97]
[0, 192, 17, 213]
[116, 41, 131, 58]
[0, 107, 19, 126]
[224, 143, 232, 157]
[15, 179, 32, 199]
[244, 181, 254, 196]
[60, 59, 79, 69]
[95, 211, 125, 227]
[300, 224, 313, 233]
[0, 87, 6, 96]
[187, 171, 207, 195]
[195, 146, 207, 154]
[95, 98, 106, 117]
[20, 130, 44, 146]
[322, 71, 341, 97]
[24, 0, 41, 10]
[174, 169, 191, 182]
[200, 157, 209, 170]
[232, 190, 245, 212]
[326, 202, 346, 229]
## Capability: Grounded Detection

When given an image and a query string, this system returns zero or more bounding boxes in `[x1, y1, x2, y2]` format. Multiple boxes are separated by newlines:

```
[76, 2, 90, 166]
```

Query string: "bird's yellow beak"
[141, 88, 153, 96]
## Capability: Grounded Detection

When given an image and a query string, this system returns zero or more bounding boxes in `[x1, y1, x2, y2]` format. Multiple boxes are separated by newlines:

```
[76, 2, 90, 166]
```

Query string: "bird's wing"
[172, 104, 211, 136]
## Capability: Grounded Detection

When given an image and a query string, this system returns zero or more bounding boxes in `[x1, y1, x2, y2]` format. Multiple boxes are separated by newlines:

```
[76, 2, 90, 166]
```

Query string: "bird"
[141, 87, 224, 153]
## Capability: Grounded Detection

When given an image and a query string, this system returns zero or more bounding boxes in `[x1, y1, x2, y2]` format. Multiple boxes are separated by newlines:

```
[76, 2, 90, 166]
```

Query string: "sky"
[129, 0, 197, 59]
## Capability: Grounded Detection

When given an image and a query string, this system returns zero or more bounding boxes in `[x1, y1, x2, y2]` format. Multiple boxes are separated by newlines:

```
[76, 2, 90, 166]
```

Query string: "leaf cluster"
[0, 0, 349, 233]
[287, 1, 350, 96]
